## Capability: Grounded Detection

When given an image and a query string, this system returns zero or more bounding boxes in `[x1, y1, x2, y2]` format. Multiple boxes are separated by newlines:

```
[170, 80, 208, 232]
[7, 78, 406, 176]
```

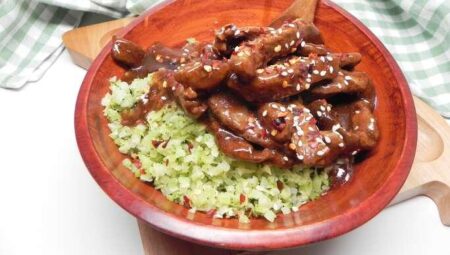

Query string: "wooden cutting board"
[63, 18, 450, 255]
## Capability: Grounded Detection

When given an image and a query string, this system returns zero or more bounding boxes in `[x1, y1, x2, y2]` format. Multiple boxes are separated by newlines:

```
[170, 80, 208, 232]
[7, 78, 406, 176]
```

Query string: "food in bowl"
[102, 18, 379, 222]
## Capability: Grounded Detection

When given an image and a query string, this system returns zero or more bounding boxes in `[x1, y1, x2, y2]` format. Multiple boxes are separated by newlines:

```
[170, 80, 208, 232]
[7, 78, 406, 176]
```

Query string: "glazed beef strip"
[229, 19, 321, 80]
[110, 18, 379, 173]
[207, 92, 276, 148]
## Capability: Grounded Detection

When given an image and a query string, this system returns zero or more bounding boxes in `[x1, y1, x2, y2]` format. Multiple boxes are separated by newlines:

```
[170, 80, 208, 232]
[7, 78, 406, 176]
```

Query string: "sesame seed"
[271, 130, 278, 136]
[285, 43, 289, 49]
[329, 66, 334, 73]
[338, 71, 343, 75]
[320, 56, 325, 62]
[308, 126, 315, 131]
[274, 45, 282, 52]
[301, 41, 306, 47]
[305, 83, 310, 89]
[326, 55, 333, 61]
[355, 110, 361, 114]
[287, 69, 294, 74]
[352, 150, 358, 155]
[234, 29, 241, 36]
[337, 84, 343, 89]
[296, 83, 301, 91]
[162, 80, 168, 88]
[283, 156, 289, 161]
[320, 70, 327, 76]
[317, 111, 322, 117]
[324, 136, 331, 143]
[288, 23, 296, 28]
[313, 70, 319, 74]
[338, 143, 344, 148]
[345, 76, 352, 80]
[303, 108, 310, 113]
[320, 106, 326, 111]
[354, 126, 359, 130]
[282, 80, 289, 88]
[289, 58, 297, 65]
[317, 150, 325, 156]
[280, 106, 286, 111]
[262, 110, 268, 117]
[256, 69, 264, 74]
[327, 106, 331, 111]
[297, 154, 304, 160]
[281, 71, 288, 76]
[306, 78, 311, 83]
[277, 28, 283, 34]
[296, 31, 300, 39]
[271, 104, 279, 109]
[290, 40, 295, 46]
[203, 65, 212, 72]
[344, 80, 349, 85]
[237, 51, 245, 57]
[289, 143, 296, 150]
[161, 96, 167, 100]
[332, 124, 341, 131]
[297, 140, 303, 147]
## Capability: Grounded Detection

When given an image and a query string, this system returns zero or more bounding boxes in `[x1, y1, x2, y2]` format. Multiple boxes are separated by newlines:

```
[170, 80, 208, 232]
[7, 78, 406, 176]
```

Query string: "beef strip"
[229, 19, 320, 80]
[207, 92, 275, 148]
[310, 71, 370, 98]
[207, 116, 294, 167]
[214, 25, 267, 57]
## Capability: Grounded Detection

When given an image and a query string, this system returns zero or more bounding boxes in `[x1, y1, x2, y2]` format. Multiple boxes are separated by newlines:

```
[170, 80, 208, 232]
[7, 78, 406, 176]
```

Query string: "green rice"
[102, 74, 330, 222]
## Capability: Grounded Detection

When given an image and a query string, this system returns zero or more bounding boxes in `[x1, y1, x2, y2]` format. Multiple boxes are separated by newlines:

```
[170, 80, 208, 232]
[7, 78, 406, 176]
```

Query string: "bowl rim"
[75, 0, 417, 250]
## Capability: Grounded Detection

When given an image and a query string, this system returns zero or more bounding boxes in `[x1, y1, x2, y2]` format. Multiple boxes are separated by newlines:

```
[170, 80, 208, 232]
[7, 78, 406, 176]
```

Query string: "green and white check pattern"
[0, 0, 449, 117]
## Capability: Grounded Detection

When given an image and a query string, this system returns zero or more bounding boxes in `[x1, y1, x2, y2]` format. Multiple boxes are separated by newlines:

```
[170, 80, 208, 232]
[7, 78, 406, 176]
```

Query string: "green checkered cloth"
[0, 0, 449, 117]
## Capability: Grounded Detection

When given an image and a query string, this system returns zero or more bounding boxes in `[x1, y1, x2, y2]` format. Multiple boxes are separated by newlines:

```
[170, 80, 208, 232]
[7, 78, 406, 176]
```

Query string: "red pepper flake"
[308, 52, 318, 59]
[133, 159, 142, 169]
[240, 194, 246, 204]
[310, 118, 317, 125]
[277, 180, 284, 190]
[261, 129, 267, 139]
[164, 159, 169, 166]
[272, 117, 286, 131]
[206, 209, 217, 217]
[183, 195, 191, 208]
[139, 168, 146, 175]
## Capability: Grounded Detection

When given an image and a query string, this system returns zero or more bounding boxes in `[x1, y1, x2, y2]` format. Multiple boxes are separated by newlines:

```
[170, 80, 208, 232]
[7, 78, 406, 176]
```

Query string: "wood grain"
[270, 0, 318, 26]
[74, 0, 419, 251]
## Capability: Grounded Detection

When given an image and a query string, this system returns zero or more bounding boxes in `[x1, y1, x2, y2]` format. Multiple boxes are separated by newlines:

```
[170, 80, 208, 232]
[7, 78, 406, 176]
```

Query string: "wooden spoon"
[270, 0, 318, 26]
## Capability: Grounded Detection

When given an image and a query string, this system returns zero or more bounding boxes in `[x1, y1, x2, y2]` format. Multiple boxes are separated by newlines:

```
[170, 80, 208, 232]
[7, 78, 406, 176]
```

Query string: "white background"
[1, 40, 449, 255]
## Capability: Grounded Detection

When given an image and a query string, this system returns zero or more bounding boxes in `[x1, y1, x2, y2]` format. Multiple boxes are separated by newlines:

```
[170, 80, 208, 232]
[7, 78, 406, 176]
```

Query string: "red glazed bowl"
[75, 0, 417, 250]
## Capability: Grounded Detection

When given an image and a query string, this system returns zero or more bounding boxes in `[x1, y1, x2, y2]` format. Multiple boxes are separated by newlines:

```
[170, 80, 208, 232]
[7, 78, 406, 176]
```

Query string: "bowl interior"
[77, 0, 416, 249]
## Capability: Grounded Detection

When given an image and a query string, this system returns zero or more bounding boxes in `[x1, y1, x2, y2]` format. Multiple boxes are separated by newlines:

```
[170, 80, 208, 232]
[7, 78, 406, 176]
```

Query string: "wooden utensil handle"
[390, 97, 450, 226]
[270, 0, 318, 27]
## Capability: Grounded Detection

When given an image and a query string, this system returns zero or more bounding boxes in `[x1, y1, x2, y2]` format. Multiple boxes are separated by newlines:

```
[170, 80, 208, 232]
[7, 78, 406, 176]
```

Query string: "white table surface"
[1, 49, 450, 255]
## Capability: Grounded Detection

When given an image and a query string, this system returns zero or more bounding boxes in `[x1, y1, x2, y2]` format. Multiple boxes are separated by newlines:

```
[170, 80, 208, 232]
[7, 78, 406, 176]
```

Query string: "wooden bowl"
[75, 0, 417, 250]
